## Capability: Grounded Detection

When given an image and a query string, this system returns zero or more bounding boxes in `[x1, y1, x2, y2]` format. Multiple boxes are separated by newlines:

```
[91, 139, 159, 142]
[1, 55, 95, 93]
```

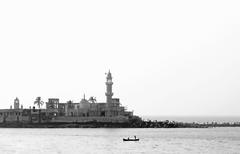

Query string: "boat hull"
[123, 138, 139, 141]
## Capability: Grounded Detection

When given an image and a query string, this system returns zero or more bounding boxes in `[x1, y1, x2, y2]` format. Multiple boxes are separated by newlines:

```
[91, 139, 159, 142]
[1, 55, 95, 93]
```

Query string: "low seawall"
[0, 122, 130, 128]
[0, 116, 239, 128]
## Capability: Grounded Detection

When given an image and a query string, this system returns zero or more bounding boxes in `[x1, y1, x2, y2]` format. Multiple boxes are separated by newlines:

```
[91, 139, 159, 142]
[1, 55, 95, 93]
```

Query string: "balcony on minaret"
[106, 81, 113, 85]
[105, 92, 113, 96]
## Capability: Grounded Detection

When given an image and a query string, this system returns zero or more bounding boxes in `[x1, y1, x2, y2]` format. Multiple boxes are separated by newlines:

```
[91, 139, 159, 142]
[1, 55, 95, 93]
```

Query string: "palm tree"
[34, 97, 44, 109]
[88, 96, 97, 103]
[34, 97, 44, 123]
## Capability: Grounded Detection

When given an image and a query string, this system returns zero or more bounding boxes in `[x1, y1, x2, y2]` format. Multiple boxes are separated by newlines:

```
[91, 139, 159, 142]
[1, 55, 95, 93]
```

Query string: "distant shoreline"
[141, 115, 240, 124]
[0, 119, 240, 128]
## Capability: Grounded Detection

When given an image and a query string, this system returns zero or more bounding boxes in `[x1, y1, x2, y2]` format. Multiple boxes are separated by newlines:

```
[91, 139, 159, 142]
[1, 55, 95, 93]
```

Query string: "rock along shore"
[0, 117, 239, 128]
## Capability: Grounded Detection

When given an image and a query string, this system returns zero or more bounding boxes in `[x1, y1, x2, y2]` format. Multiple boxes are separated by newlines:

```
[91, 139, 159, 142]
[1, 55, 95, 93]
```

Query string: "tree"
[88, 96, 97, 103]
[34, 97, 44, 109]
[34, 97, 44, 123]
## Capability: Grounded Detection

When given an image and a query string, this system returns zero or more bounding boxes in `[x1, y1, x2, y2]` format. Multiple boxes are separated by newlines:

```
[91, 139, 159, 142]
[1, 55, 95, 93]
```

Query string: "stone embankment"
[0, 116, 240, 128]
[0, 117, 239, 128]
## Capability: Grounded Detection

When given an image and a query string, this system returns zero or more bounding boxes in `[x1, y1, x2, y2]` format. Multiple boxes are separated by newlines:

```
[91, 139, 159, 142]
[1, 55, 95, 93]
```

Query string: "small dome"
[80, 99, 89, 104]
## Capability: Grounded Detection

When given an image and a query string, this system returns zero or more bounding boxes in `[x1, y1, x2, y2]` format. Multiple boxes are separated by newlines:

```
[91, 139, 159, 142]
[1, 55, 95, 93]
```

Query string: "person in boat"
[134, 136, 136, 139]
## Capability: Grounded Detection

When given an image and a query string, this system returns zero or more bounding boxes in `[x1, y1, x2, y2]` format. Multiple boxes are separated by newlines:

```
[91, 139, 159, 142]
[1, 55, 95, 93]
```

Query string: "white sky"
[0, 0, 240, 116]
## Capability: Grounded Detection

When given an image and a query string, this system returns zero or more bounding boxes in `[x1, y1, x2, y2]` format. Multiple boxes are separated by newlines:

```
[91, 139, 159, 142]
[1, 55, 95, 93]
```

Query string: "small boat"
[123, 138, 139, 141]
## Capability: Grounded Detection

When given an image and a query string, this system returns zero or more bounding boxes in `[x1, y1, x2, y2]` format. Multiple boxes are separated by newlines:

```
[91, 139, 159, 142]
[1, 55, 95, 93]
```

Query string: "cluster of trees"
[33, 96, 97, 109]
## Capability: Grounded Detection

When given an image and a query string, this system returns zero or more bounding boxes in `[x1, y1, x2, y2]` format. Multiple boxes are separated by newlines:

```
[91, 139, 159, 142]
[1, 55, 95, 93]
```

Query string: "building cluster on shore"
[1, 71, 237, 128]
[0, 71, 134, 124]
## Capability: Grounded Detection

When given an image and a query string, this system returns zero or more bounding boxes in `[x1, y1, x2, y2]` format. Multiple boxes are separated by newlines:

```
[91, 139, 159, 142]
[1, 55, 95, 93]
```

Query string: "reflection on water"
[0, 128, 239, 154]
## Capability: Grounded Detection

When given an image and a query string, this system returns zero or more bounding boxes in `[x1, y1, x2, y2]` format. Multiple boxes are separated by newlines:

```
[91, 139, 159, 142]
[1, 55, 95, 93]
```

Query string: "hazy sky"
[0, 0, 240, 116]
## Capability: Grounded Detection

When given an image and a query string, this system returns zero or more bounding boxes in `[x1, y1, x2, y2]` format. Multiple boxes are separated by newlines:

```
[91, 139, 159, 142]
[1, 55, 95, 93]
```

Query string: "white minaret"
[105, 70, 113, 103]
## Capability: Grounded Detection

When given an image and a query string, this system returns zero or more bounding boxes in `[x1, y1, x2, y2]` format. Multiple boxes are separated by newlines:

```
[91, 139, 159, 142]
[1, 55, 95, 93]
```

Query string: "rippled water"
[0, 127, 239, 154]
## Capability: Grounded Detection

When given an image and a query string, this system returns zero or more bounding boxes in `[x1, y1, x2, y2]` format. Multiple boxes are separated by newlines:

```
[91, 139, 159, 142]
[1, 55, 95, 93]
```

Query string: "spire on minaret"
[107, 70, 112, 80]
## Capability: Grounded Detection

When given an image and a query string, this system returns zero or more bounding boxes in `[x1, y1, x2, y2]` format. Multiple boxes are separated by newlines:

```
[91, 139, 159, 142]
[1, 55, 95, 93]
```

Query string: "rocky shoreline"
[0, 118, 239, 128]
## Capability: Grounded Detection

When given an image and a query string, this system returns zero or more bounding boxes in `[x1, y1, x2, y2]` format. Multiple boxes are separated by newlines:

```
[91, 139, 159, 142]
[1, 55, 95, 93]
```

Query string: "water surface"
[0, 128, 239, 154]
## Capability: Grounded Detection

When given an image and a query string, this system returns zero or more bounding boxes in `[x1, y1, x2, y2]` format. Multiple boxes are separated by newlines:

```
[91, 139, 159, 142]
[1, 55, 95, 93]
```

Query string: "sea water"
[0, 128, 239, 154]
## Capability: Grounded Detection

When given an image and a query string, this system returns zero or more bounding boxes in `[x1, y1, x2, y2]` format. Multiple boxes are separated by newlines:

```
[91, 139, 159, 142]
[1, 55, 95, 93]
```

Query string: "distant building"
[14, 97, 19, 109]
[0, 71, 133, 123]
